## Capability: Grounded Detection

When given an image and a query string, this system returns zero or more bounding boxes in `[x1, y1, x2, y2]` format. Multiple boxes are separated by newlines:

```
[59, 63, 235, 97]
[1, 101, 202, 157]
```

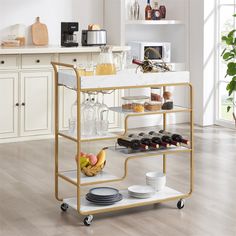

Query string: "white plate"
[90, 187, 119, 197]
[128, 185, 155, 195]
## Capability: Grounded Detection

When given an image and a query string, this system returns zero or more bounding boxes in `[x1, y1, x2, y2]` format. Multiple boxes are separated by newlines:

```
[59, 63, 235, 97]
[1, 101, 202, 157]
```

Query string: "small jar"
[151, 87, 162, 102]
[162, 91, 173, 110]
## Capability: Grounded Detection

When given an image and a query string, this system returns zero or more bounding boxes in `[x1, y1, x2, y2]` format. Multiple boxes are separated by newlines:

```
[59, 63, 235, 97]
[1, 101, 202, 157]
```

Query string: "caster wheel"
[84, 215, 93, 226]
[60, 203, 69, 212]
[177, 199, 185, 209]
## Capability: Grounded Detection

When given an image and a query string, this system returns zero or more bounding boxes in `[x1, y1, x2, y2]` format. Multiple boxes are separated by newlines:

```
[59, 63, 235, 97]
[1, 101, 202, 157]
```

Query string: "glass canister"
[151, 87, 163, 102]
[96, 46, 117, 75]
[162, 91, 173, 110]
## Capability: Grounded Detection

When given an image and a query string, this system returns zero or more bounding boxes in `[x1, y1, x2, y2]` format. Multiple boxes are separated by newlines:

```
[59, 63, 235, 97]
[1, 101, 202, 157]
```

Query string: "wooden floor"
[0, 124, 236, 236]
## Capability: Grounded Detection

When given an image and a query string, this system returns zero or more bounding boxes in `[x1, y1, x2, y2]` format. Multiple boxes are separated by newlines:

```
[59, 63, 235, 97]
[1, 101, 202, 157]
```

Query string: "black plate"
[86, 193, 120, 201]
[86, 193, 123, 206]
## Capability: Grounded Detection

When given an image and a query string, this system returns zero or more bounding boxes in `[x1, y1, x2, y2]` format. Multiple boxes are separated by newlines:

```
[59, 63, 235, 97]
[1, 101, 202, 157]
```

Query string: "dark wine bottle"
[132, 59, 153, 72]
[149, 131, 180, 146]
[128, 134, 159, 149]
[117, 137, 148, 150]
[139, 132, 170, 148]
[159, 130, 190, 145]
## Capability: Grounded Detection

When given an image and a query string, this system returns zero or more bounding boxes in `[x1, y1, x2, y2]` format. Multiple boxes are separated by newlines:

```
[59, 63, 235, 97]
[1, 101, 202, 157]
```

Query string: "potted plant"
[221, 14, 236, 124]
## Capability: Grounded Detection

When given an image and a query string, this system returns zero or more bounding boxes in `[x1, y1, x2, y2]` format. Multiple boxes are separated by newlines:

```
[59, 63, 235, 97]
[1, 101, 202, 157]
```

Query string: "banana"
[95, 147, 108, 167]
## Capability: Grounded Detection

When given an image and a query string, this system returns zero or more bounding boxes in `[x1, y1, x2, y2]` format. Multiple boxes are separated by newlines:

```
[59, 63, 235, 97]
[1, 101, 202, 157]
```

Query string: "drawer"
[0, 55, 19, 70]
[21, 54, 53, 69]
[59, 53, 91, 66]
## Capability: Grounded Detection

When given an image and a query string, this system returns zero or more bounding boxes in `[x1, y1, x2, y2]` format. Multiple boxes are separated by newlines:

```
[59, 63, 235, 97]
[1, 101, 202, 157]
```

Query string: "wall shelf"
[125, 20, 184, 25]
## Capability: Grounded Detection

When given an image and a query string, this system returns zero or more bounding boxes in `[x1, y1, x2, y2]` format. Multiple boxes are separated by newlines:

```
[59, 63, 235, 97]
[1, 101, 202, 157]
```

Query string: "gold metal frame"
[51, 61, 194, 217]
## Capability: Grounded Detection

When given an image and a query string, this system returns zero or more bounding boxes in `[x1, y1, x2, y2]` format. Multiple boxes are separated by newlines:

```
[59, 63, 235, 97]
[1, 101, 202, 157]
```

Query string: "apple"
[87, 153, 98, 166]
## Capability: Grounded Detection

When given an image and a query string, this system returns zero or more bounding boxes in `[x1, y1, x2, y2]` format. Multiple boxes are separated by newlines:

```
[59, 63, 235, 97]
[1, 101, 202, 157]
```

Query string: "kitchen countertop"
[0, 45, 130, 55]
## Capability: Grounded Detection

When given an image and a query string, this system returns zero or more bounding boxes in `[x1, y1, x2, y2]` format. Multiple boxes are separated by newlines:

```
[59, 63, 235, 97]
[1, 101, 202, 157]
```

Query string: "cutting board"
[31, 17, 48, 46]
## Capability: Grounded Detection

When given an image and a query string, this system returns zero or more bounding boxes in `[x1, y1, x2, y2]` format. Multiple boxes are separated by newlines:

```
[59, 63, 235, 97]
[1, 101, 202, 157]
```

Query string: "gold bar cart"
[51, 62, 194, 226]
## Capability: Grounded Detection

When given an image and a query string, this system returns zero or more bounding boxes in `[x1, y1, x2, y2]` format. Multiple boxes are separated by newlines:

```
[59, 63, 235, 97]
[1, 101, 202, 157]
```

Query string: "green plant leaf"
[227, 80, 236, 96]
[228, 29, 236, 37]
[222, 36, 228, 41]
[227, 106, 231, 112]
[226, 37, 234, 45]
[223, 52, 233, 59]
[233, 14, 236, 17]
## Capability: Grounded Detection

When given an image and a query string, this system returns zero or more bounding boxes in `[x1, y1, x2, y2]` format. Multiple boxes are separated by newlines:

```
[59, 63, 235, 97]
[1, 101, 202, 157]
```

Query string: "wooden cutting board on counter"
[31, 17, 48, 46]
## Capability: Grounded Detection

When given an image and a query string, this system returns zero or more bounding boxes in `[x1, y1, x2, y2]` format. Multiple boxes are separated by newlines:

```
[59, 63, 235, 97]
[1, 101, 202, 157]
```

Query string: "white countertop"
[0, 45, 130, 55]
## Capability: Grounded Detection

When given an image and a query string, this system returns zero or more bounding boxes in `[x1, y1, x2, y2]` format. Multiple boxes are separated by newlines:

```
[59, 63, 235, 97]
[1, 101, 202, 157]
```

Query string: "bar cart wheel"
[60, 203, 69, 212]
[177, 199, 185, 209]
[84, 215, 94, 226]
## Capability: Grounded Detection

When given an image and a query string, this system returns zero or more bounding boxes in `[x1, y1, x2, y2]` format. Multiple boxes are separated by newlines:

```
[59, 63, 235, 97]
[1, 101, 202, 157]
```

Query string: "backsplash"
[0, 0, 103, 45]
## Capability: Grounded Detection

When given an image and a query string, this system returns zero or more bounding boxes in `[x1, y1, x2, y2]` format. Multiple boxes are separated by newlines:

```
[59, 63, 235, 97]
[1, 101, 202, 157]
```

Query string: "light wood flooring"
[0, 124, 236, 236]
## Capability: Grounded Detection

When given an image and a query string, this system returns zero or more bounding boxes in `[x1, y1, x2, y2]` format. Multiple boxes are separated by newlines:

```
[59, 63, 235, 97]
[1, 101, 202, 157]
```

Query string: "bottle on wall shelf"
[145, 0, 152, 20]
[152, 1, 161, 20]
[159, 5, 166, 19]
[130, 0, 140, 20]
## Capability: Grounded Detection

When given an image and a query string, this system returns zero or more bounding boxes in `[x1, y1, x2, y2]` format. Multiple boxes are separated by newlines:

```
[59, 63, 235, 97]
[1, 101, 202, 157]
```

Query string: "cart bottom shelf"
[63, 187, 184, 214]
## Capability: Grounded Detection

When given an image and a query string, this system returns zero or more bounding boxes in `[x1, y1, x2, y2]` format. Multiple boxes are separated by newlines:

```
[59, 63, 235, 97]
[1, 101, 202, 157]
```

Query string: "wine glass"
[97, 92, 109, 136]
[82, 93, 96, 136]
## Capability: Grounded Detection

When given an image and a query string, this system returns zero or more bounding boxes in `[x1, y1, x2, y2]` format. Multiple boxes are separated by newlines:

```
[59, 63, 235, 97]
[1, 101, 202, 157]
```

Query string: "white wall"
[0, 0, 103, 45]
[189, 0, 216, 126]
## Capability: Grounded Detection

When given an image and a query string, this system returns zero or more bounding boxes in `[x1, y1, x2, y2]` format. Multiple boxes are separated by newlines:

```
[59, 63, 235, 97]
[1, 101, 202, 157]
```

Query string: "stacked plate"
[86, 187, 123, 205]
[128, 185, 155, 199]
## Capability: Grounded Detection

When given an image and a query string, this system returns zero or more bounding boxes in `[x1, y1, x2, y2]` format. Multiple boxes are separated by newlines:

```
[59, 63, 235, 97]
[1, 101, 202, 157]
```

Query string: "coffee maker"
[61, 22, 79, 47]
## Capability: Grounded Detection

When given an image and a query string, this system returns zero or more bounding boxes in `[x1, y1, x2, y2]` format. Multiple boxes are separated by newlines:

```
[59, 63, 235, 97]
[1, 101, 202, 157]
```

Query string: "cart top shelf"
[58, 69, 190, 91]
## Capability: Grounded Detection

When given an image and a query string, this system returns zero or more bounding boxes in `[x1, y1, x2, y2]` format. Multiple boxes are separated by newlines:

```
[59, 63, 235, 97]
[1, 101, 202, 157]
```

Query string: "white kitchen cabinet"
[0, 73, 19, 138]
[20, 71, 52, 136]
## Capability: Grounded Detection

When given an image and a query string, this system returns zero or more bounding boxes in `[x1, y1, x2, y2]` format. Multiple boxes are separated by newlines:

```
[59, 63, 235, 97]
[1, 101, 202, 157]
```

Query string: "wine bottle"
[152, 1, 161, 20]
[117, 137, 148, 150]
[159, 130, 190, 145]
[149, 131, 180, 146]
[128, 134, 159, 149]
[139, 132, 170, 148]
[132, 59, 153, 72]
[145, 0, 152, 20]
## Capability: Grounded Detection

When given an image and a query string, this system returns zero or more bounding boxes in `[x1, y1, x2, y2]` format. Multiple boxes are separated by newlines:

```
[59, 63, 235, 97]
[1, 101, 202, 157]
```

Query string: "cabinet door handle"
[1, 60, 5, 64]
[36, 59, 40, 63]
[21, 102, 25, 106]
[15, 103, 19, 106]
[73, 58, 77, 62]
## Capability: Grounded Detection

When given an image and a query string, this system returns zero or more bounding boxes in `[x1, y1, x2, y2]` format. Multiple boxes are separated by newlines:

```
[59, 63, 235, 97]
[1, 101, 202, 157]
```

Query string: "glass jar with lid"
[151, 87, 163, 102]
[96, 46, 116, 75]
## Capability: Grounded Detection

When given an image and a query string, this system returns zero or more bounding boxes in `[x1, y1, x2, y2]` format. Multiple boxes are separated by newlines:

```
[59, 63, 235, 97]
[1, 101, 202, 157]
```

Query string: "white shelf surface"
[109, 106, 191, 115]
[58, 70, 190, 90]
[59, 130, 119, 142]
[59, 170, 119, 184]
[126, 20, 184, 25]
[108, 146, 191, 159]
[63, 187, 183, 213]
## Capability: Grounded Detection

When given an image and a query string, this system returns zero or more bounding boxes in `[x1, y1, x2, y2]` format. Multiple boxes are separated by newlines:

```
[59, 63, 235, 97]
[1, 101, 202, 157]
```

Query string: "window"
[216, 0, 236, 126]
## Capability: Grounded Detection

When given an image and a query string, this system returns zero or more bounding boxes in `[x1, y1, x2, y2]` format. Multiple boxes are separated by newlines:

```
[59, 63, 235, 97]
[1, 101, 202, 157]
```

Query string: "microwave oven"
[129, 41, 171, 63]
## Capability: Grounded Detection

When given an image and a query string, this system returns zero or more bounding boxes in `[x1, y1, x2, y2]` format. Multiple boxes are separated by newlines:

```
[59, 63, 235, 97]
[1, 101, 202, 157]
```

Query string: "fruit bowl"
[81, 160, 106, 177]
[75, 147, 107, 177]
